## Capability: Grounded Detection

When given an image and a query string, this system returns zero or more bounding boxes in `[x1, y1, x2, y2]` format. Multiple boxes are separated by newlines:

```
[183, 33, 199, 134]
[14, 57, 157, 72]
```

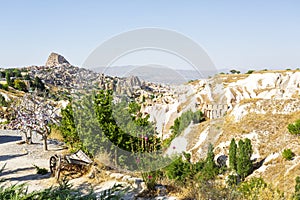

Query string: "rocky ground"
[0, 130, 178, 199]
[0, 130, 66, 192]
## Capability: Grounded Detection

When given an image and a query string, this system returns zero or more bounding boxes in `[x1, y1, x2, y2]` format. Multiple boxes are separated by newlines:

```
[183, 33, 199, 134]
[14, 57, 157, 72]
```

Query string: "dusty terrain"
[0, 130, 66, 192]
[0, 130, 178, 199]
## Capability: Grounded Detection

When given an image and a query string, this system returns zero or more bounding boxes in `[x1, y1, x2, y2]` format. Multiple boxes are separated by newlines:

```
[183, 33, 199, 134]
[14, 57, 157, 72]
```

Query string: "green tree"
[60, 90, 161, 168]
[60, 103, 81, 149]
[164, 153, 204, 183]
[288, 119, 300, 135]
[246, 70, 255, 74]
[14, 79, 27, 92]
[33, 76, 45, 91]
[0, 71, 5, 78]
[24, 74, 31, 80]
[201, 143, 218, 180]
[229, 138, 237, 171]
[5, 72, 12, 86]
[1, 84, 8, 91]
[74, 93, 107, 156]
[0, 94, 7, 107]
[294, 176, 300, 200]
[237, 139, 253, 180]
[13, 69, 22, 77]
[230, 69, 241, 74]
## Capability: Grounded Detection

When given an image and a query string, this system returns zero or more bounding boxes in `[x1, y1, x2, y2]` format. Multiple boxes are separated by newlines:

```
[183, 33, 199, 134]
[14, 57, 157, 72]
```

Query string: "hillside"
[0, 53, 300, 197]
[152, 71, 300, 194]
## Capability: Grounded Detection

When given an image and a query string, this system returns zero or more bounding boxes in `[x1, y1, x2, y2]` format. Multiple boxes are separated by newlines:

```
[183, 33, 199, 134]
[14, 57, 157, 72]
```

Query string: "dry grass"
[253, 69, 299, 74]
[216, 109, 300, 196]
[187, 80, 201, 86]
[239, 98, 262, 104]
[49, 126, 64, 141]
[94, 151, 114, 170]
[292, 91, 300, 98]
[0, 88, 24, 98]
[221, 111, 300, 152]
[253, 88, 271, 95]
[87, 167, 113, 184]
[217, 74, 250, 84]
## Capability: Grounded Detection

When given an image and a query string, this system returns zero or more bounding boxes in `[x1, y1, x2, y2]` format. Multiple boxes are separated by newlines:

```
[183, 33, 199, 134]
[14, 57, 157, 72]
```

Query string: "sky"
[0, 0, 300, 71]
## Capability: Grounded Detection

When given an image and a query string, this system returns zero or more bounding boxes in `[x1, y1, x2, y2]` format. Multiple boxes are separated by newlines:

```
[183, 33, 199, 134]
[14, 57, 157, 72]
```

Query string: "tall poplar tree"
[229, 138, 237, 171]
[237, 139, 253, 180]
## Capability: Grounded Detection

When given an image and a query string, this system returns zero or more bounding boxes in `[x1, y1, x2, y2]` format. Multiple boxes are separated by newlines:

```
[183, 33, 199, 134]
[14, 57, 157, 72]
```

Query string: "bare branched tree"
[10, 92, 60, 151]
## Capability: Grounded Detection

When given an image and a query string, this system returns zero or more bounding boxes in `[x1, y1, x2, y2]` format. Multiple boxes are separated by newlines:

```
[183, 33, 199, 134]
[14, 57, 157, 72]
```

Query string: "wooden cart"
[49, 150, 93, 180]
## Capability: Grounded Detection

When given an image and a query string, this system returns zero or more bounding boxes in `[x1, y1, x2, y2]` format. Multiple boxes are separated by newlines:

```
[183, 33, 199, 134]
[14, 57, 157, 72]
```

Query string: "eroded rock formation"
[45, 52, 70, 67]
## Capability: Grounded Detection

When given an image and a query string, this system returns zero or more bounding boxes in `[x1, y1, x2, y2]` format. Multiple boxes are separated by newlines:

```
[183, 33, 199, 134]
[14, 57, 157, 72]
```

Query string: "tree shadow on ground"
[0, 166, 35, 177]
[5, 173, 50, 182]
[253, 157, 266, 171]
[0, 135, 22, 144]
[0, 153, 28, 162]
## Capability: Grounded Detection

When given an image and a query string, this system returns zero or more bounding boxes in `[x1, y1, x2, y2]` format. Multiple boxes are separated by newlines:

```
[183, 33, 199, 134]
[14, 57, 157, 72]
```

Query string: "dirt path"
[0, 130, 66, 192]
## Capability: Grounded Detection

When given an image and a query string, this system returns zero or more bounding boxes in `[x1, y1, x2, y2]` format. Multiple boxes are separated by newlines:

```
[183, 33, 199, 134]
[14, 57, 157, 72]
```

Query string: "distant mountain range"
[91, 65, 218, 85]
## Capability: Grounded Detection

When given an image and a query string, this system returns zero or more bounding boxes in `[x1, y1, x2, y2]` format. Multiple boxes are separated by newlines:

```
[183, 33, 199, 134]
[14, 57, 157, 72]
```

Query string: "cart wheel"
[55, 156, 62, 180]
[50, 155, 57, 174]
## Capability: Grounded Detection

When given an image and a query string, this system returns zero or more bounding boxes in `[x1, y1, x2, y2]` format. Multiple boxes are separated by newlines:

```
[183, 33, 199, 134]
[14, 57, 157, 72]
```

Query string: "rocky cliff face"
[150, 70, 300, 194]
[45, 52, 70, 67]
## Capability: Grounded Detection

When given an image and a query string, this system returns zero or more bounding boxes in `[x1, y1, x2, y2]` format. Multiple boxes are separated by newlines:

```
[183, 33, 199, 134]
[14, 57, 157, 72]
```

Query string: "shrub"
[163, 110, 204, 147]
[226, 174, 239, 186]
[1, 84, 8, 91]
[230, 69, 241, 74]
[282, 149, 294, 160]
[141, 171, 161, 191]
[33, 165, 48, 175]
[0, 173, 126, 199]
[288, 119, 300, 135]
[238, 177, 267, 199]
[163, 153, 204, 183]
[246, 70, 255, 74]
[239, 177, 284, 200]
[163, 146, 220, 184]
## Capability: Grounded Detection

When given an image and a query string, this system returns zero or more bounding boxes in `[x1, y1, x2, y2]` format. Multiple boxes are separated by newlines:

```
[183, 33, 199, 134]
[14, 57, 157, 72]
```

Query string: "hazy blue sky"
[1, 0, 300, 70]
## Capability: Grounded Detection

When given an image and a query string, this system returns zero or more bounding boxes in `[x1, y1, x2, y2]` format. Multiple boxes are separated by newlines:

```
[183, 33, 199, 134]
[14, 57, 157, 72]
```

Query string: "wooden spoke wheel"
[49, 155, 58, 174]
